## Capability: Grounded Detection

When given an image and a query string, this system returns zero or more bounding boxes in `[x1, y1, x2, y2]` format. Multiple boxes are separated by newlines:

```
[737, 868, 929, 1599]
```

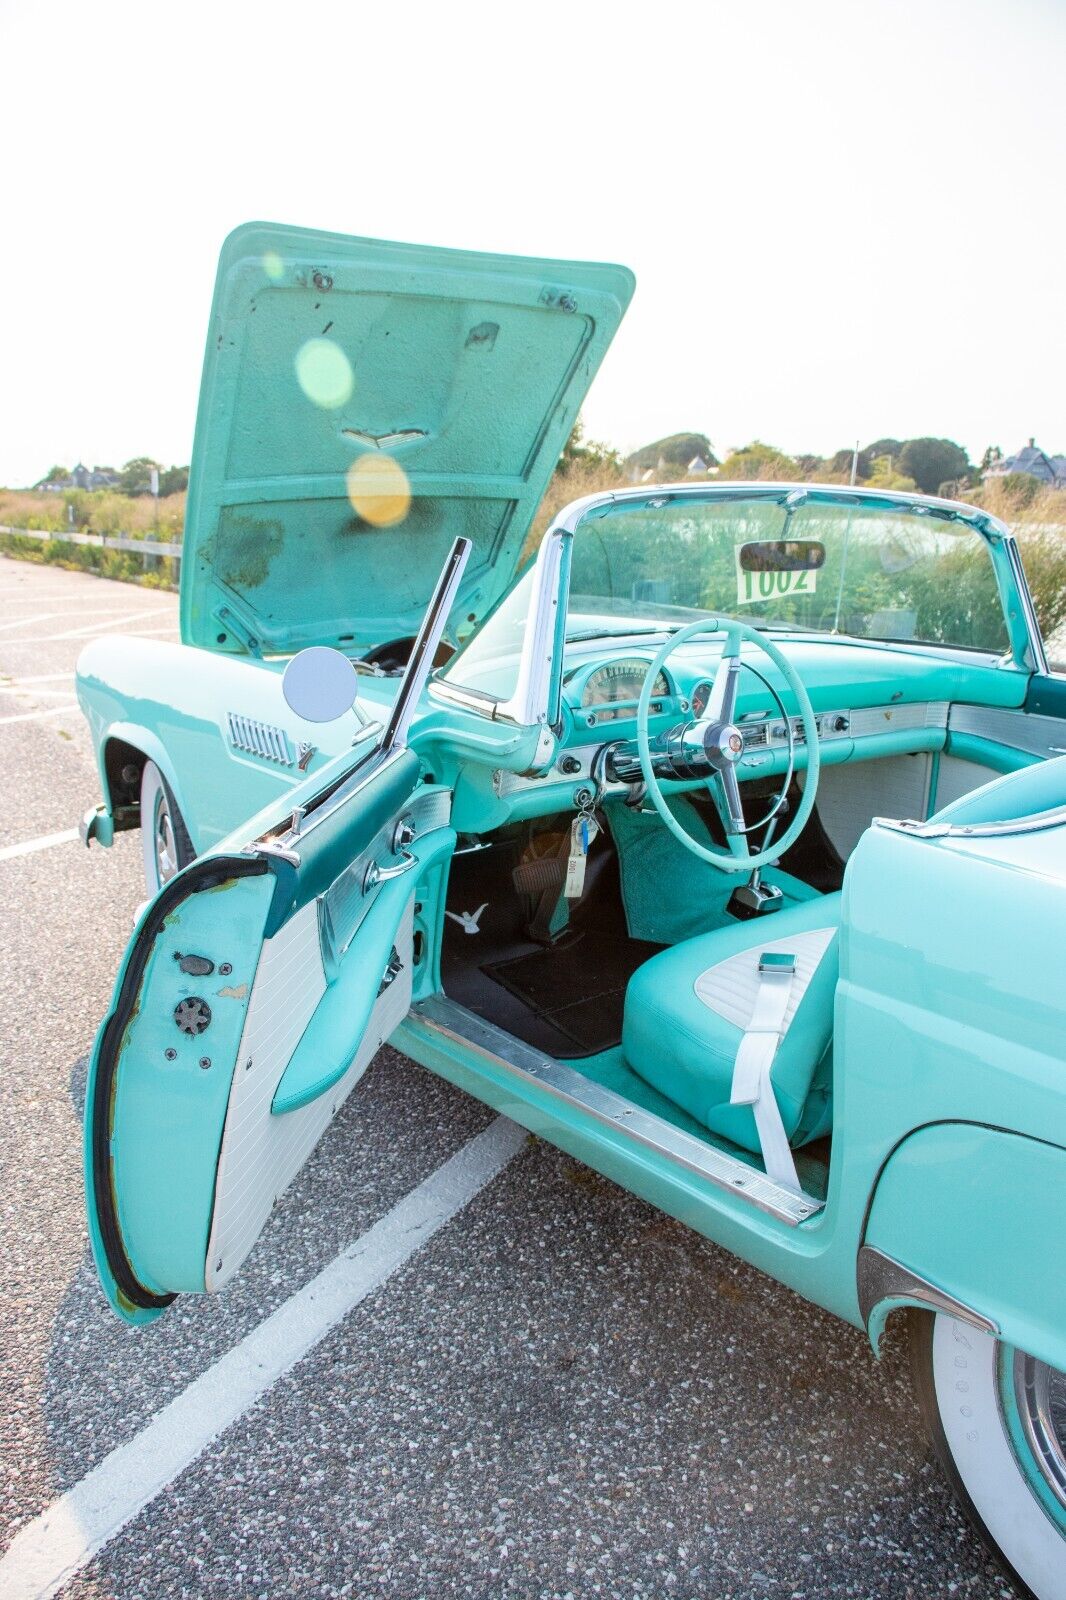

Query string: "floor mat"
[483, 925, 663, 1055]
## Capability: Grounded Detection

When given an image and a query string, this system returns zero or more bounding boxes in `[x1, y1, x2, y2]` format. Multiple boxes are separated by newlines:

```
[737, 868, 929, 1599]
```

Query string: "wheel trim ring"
[931, 1317, 1066, 1595]
[154, 791, 177, 884]
[1011, 1348, 1066, 1523]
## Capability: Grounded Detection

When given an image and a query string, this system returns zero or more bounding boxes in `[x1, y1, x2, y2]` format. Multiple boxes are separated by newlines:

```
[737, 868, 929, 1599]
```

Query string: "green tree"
[897, 438, 971, 496]
[980, 444, 1003, 473]
[717, 441, 801, 481]
[558, 416, 622, 475]
[865, 437, 904, 463]
[159, 464, 190, 495]
[43, 464, 70, 483]
[118, 456, 162, 496]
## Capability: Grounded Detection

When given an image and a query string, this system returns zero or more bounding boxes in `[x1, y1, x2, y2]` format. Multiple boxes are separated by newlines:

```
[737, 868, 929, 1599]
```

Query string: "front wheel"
[139, 760, 194, 896]
[909, 1310, 1066, 1599]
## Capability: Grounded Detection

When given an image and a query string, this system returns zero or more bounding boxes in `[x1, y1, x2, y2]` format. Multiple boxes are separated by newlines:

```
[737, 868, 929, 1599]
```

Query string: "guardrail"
[0, 524, 182, 566]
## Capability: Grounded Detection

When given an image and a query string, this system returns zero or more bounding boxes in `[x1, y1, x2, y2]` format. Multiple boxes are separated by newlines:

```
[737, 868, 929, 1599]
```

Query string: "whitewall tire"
[911, 1310, 1066, 1599]
[139, 760, 194, 896]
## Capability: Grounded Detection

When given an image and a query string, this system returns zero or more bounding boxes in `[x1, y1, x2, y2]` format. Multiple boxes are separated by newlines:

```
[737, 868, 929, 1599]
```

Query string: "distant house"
[36, 462, 120, 493]
[984, 439, 1066, 488]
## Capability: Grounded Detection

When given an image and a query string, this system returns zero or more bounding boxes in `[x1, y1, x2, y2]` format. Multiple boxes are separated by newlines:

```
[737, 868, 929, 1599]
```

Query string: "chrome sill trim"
[874, 803, 1066, 841]
[409, 995, 822, 1225]
[857, 1245, 998, 1336]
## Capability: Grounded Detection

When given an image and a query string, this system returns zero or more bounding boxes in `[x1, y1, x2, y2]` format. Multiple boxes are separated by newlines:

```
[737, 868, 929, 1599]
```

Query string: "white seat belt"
[730, 950, 803, 1194]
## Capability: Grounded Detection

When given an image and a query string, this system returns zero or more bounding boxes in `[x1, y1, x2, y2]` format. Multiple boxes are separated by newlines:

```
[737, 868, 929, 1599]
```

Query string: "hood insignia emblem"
[296, 741, 316, 772]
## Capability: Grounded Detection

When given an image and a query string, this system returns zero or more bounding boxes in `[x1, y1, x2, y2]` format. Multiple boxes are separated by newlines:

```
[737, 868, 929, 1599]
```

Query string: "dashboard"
[483, 638, 1030, 810]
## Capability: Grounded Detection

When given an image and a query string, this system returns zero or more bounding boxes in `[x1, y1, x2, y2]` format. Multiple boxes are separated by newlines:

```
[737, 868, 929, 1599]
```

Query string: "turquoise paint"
[864, 1124, 1066, 1373]
[272, 828, 455, 1113]
[86, 869, 275, 1313]
[181, 224, 634, 660]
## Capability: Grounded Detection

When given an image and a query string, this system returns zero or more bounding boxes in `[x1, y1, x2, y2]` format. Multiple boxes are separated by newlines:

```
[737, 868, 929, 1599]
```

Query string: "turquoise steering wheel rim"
[635, 617, 821, 873]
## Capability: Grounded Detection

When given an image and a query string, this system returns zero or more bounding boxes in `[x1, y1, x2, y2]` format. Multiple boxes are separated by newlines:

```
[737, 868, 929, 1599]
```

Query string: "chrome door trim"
[874, 803, 1066, 841]
[1003, 535, 1050, 677]
[408, 994, 823, 1225]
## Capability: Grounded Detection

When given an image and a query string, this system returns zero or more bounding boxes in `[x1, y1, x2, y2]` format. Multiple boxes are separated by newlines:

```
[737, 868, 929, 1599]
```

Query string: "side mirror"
[282, 646, 360, 723]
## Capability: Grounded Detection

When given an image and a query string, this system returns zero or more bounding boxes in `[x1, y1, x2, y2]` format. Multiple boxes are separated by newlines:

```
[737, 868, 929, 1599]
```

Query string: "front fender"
[860, 1123, 1066, 1372]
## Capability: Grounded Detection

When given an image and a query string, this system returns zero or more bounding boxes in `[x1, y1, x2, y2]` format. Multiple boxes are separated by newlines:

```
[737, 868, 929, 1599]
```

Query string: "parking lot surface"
[0, 556, 1013, 1599]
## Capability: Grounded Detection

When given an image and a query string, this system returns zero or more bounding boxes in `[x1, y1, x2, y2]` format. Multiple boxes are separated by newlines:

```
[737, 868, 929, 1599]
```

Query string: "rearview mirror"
[737, 540, 826, 573]
[282, 646, 359, 722]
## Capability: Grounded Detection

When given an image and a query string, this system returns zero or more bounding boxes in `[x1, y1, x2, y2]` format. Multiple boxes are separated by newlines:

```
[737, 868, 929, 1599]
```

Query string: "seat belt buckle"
[758, 950, 796, 976]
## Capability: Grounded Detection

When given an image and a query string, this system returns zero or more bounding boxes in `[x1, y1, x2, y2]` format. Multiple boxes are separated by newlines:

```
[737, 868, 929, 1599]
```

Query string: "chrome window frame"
[436, 482, 1048, 732]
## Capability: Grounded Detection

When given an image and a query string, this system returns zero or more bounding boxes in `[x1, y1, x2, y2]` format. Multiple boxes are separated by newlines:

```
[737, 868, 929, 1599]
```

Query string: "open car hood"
[180, 222, 634, 658]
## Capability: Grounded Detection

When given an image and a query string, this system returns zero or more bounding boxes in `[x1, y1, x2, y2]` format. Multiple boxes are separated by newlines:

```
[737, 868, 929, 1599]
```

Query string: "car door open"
[85, 541, 470, 1323]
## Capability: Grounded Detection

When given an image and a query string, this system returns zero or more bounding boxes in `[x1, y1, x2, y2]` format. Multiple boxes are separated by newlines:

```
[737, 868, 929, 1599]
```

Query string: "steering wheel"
[635, 618, 821, 872]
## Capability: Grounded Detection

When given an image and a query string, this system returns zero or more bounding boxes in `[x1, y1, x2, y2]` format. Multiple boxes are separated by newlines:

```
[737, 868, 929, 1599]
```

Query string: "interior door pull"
[363, 849, 417, 892]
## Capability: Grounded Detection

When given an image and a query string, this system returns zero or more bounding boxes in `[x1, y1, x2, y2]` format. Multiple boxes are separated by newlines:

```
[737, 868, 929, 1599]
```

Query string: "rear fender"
[859, 1123, 1066, 1372]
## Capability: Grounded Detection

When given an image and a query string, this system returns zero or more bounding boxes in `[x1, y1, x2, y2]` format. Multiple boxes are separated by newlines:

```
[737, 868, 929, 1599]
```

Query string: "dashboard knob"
[558, 754, 582, 775]
[832, 715, 850, 733]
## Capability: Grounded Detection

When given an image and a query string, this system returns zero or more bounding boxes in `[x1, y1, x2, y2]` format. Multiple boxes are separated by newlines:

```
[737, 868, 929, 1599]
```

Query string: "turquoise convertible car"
[76, 224, 1066, 1598]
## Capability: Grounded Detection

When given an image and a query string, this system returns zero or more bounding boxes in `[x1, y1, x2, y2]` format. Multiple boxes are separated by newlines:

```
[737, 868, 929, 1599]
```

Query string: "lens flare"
[346, 455, 411, 527]
[295, 338, 354, 410]
[262, 251, 284, 281]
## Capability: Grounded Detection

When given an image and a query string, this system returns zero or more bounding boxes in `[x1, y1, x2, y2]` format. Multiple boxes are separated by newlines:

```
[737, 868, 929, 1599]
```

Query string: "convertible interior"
[427, 487, 1058, 1206]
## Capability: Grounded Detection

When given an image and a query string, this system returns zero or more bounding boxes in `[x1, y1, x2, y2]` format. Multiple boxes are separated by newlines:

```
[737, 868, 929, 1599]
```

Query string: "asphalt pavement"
[0, 555, 1014, 1599]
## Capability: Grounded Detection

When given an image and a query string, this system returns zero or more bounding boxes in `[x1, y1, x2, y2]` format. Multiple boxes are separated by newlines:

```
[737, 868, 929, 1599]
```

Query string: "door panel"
[85, 778, 455, 1322]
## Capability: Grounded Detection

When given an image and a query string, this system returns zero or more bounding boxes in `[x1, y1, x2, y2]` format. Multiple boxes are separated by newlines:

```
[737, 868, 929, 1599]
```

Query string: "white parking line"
[0, 1116, 524, 1600]
[0, 828, 80, 862]
[0, 614, 60, 632]
[2, 673, 76, 685]
[0, 625, 179, 647]
[0, 687, 79, 699]
[0, 704, 77, 726]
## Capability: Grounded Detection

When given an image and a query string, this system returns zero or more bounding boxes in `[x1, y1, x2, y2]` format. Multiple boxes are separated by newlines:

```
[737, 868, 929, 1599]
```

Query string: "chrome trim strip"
[948, 703, 1066, 758]
[875, 802, 1066, 841]
[427, 679, 501, 717]
[857, 1245, 998, 1335]
[385, 537, 472, 750]
[1003, 534, 1050, 676]
[409, 994, 822, 1225]
[495, 528, 568, 729]
[226, 712, 294, 767]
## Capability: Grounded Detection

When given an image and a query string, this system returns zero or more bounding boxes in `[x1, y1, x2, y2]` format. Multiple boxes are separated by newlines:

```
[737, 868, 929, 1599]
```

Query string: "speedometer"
[581, 658, 670, 707]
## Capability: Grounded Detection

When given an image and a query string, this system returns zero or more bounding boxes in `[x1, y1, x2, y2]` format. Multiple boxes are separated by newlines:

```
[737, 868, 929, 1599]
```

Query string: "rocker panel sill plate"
[408, 995, 823, 1226]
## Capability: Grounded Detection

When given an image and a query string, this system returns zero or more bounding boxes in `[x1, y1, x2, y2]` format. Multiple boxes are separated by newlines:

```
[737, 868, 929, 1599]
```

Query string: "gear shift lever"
[727, 800, 788, 920]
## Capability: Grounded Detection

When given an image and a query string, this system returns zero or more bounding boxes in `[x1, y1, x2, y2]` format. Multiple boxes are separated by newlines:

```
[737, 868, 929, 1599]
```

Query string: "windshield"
[440, 489, 1014, 704]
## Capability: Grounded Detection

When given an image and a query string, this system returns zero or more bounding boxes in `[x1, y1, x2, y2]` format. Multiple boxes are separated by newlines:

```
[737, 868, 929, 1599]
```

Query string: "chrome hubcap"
[154, 795, 178, 884]
[1014, 1351, 1066, 1515]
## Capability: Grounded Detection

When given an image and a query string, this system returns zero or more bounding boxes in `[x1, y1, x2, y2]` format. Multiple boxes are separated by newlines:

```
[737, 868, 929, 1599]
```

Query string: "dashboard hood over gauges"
[180, 222, 635, 660]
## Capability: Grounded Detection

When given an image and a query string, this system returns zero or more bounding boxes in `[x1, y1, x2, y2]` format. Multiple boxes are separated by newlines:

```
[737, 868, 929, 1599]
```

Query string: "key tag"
[565, 807, 599, 899]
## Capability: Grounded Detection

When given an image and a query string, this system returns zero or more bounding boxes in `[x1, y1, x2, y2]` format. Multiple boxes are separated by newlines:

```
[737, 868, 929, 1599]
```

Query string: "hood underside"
[180, 222, 634, 658]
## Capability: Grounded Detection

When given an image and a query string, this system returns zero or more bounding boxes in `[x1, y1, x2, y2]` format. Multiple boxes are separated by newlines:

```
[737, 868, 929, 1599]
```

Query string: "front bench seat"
[623, 894, 842, 1183]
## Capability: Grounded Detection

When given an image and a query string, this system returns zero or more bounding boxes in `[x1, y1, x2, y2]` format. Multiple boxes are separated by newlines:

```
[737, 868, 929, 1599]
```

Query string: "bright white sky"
[1, 0, 1063, 487]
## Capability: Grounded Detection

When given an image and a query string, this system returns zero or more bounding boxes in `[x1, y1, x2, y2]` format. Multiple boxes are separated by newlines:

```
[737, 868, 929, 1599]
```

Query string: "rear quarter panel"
[838, 802, 1066, 1365]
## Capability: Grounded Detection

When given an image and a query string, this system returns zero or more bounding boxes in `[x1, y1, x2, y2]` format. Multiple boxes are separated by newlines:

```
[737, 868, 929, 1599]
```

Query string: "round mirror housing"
[282, 646, 359, 723]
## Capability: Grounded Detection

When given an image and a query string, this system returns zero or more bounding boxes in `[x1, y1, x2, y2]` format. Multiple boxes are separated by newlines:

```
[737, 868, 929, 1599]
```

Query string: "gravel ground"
[0, 557, 1014, 1599]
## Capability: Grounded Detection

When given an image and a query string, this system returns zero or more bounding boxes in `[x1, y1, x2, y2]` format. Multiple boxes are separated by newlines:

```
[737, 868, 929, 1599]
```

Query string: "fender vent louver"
[227, 713, 293, 766]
